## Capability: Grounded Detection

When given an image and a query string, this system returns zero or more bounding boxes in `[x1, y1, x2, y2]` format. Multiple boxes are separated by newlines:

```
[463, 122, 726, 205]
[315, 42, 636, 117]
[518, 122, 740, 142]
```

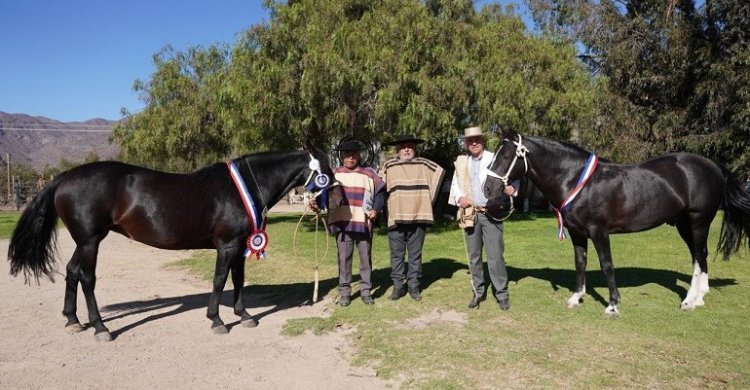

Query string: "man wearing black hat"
[325, 139, 386, 306]
[380, 134, 445, 301]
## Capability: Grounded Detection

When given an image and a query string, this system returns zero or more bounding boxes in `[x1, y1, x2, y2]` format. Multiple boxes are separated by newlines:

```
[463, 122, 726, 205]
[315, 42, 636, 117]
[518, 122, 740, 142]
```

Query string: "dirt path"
[0, 226, 393, 389]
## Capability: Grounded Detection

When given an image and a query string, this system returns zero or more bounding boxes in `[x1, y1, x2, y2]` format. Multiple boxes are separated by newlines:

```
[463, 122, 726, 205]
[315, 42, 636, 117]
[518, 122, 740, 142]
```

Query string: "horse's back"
[53, 161, 231, 248]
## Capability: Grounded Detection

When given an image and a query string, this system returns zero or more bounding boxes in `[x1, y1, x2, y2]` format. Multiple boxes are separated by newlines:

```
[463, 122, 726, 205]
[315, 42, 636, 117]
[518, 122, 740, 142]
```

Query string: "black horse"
[484, 129, 750, 316]
[8, 146, 341, 341]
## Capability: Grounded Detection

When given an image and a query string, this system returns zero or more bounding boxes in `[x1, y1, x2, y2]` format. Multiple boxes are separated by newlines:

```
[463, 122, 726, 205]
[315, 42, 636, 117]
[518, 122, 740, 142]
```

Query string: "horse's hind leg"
[676, 220, 710, 310]
[231, 253, 257, 328]
[75, 240, 113, 342]
[566, 233, 588, 308]
[62, 248, 85, 333]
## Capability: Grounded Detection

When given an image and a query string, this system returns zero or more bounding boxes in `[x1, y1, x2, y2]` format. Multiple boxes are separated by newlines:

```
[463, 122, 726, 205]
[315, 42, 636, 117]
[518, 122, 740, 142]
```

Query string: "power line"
[0, 126, 112, 133]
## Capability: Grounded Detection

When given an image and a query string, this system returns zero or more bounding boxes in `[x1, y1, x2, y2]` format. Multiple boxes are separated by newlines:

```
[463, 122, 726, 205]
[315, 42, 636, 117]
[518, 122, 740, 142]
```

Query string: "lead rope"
[292, 200, 331, 304]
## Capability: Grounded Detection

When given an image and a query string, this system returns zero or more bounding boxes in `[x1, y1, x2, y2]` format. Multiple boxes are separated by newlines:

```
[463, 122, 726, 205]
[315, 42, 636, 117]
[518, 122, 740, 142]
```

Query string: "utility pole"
[6, 153, 10, 201]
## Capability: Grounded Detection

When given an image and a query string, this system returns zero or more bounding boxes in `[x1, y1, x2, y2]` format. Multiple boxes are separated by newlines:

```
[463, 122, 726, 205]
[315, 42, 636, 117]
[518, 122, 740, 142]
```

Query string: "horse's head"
[483, 129, 529, 199]
[305, 143, 343, 210]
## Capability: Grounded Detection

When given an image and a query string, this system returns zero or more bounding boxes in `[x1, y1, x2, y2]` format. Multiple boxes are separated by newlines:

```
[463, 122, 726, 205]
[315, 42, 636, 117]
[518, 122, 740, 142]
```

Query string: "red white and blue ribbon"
[227, 161, 268, 259]
[553, 153, 599, 240]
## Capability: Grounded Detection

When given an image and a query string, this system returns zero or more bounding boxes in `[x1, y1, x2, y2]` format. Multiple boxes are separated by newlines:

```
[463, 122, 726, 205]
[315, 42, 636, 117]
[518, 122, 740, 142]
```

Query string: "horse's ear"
[304, 141, 317, 155]
[501, 125, 517, 139]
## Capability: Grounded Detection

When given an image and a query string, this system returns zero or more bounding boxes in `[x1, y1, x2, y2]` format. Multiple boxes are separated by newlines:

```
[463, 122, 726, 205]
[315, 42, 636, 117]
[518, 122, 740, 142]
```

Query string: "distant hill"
[0, 111, 120, 170]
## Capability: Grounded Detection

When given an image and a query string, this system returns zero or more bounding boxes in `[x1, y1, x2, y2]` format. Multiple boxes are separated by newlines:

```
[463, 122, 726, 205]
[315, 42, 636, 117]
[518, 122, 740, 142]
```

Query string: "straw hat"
[463, 126, 485, 138]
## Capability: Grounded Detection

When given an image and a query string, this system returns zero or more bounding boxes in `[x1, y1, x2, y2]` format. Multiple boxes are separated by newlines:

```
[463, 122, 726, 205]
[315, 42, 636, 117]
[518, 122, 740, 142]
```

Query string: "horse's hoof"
[694, 298, 705, 307]
[680, 302, 695, 311]
[566, 301, 580, 309]
[212, 325, 229, 335]
[241, 318, 258, 328]
[95, 331, 113, 342]
[65, 323, 85, 334]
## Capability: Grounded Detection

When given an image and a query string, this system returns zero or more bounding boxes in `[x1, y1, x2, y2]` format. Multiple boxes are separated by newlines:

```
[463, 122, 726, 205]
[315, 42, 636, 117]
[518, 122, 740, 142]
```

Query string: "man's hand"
[458, 196, 473, 209]
[367, 210, 378, 220]
[308, 198, 319, 212]
[503, 185, 515, 196]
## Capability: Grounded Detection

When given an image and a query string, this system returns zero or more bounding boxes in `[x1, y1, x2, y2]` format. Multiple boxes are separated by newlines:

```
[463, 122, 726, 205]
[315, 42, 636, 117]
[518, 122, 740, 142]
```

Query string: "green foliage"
[112, 45, 233, 171]
[115, 0, 597, 170]
[527, 0, 750, 177]
[175, 212, 750, 388]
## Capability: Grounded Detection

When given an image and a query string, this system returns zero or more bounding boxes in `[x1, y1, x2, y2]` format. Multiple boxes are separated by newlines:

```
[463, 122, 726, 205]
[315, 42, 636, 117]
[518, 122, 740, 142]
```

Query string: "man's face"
[341, 150, 361, 169]
[464, 136, 485, 157]
[396, 142, 417, 161]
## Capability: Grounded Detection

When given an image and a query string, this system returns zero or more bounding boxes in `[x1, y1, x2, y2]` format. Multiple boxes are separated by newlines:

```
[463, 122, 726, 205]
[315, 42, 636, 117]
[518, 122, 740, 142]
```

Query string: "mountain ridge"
[0, 111, 120, 170]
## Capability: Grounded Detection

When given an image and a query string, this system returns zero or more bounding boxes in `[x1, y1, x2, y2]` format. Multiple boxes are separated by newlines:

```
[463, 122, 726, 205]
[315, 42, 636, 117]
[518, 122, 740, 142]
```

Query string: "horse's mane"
[529, 135, 612, 163]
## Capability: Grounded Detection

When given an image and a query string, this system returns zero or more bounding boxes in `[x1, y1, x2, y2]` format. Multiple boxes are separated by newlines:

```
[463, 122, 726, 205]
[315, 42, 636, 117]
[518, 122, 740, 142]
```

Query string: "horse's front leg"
[566, 233, 588, 308]
[231, 253, 258, 328]
[207, 246, 233, 334]
[591, 230, 620, 317]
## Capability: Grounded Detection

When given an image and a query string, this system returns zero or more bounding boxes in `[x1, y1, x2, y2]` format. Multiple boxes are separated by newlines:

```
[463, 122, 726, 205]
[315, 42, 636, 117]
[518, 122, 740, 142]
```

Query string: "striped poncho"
[328, 166, 385, 234]
[381, 157, 445, 230]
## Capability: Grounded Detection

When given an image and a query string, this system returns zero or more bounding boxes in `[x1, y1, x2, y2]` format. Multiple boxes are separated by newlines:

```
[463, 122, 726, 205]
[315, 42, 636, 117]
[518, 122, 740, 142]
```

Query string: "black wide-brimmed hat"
[333, 139, 367, 151]
[385, 134, 425, 146]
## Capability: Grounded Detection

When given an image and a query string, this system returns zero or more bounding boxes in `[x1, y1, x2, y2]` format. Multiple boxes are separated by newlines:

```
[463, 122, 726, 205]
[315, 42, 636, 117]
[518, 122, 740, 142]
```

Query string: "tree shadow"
[508, 265, 737, 307]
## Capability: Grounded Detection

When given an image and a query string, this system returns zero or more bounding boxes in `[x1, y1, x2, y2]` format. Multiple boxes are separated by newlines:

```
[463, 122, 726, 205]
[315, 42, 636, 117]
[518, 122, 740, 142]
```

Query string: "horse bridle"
[304, 153, 340, 199]
[486, 134, 530, 186]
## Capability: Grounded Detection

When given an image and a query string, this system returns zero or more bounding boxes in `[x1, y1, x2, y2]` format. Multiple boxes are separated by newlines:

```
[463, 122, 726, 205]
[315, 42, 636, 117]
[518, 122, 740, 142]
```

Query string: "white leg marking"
[694, 272, 709, 307]
[567, 286, 586, 308]
[604, 304, 619, 317]
[681, 262, 701, 310]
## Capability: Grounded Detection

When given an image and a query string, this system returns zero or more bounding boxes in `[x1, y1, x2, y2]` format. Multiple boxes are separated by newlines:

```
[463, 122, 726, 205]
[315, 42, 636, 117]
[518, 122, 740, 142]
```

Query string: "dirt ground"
[0, 204, 394, 389]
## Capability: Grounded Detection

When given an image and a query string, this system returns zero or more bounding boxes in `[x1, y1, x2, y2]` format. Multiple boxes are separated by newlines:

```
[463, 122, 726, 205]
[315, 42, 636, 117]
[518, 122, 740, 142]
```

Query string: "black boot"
[408, 287, 422, 301]
[389, 285, 406, 301]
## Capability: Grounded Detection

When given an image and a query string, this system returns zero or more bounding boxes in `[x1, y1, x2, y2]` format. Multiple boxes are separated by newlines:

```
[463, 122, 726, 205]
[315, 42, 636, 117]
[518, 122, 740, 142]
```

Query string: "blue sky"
[0, 1, 525, 123]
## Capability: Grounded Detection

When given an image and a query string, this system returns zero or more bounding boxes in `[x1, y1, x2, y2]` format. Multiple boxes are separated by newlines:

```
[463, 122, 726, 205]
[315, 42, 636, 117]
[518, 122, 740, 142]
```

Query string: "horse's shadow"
[508, 265, 737, 306]
[100, 258, 466, 338]
[99, 259, 737, 338]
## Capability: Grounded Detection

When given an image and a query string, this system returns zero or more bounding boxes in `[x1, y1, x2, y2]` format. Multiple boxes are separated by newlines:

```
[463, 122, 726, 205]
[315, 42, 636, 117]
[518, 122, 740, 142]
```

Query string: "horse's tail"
[8, 175, 63, 284]
[718, 166, 750, 260]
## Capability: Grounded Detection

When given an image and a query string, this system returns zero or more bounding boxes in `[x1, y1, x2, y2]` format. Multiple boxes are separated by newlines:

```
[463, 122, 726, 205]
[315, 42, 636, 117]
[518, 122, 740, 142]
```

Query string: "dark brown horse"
[483, 130, 750, 316]
[8, 146, 341, 341]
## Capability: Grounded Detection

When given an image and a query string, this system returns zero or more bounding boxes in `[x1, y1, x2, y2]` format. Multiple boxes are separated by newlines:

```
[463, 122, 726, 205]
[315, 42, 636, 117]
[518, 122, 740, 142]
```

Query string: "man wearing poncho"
[327, 139, 386, 306]
[380, 134, 445, 301]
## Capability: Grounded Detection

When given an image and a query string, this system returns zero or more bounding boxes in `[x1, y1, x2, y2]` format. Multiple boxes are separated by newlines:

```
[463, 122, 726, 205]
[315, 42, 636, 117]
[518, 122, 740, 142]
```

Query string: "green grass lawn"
[173, 211, 750, 389]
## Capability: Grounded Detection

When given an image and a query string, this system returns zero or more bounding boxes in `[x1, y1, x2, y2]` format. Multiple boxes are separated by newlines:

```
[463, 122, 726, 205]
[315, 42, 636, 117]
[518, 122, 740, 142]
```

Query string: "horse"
[8, 145, 342, 341]
[483, 129, 750, 316]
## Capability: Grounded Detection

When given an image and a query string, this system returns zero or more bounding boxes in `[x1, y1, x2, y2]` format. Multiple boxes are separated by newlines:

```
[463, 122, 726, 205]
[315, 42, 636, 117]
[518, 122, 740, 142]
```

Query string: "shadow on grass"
[99, 257, 466, 338]
[508, 265, 737, 306]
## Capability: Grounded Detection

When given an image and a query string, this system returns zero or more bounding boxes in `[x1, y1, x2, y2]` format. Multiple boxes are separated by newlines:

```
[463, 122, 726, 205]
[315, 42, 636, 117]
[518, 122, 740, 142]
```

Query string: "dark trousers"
[336, 231, 373, 297]
[388, 224, 427, 290]
[465, 213, 509, 301]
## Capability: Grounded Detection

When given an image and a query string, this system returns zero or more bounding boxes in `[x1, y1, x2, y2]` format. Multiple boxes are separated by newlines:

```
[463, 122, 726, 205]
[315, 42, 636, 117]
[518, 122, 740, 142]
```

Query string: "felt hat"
[463, 126, 485, 138]
[385, 134, 425, 146]
[333, 139, 366, 151]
